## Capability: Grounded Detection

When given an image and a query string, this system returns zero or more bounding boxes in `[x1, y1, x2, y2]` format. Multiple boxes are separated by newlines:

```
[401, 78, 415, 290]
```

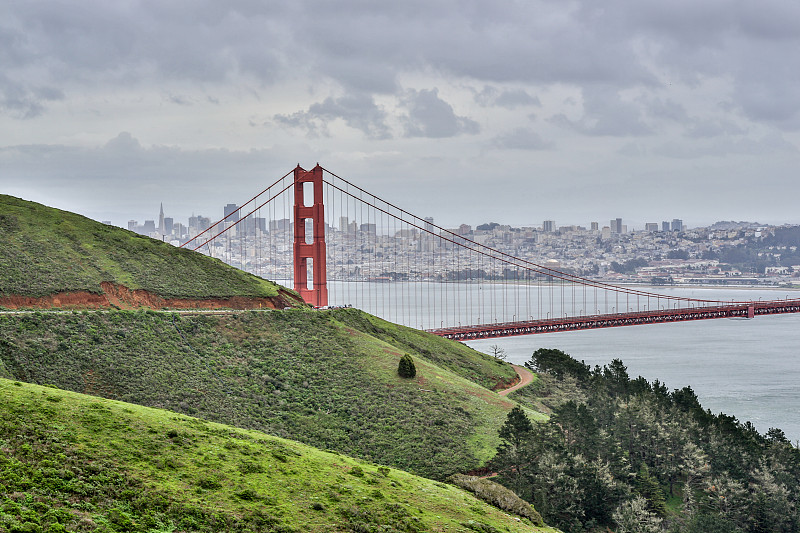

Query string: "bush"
[449, 474, 543, 526]
[398, 354, 416, 379]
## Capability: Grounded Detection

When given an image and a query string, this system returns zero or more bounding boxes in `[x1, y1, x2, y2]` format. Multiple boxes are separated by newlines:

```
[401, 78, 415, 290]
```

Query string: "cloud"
[274, 94, 391, 139]
[683, 118, 746, 139]
[492, 127, 554, 150]
[653, 133, 796, 159]
[0, 75, 64, 119]
[551, 88, 652, 137]
[401, 89, 479, 138]
[0, 133, 295, 223]
[474, 86, 541, 109]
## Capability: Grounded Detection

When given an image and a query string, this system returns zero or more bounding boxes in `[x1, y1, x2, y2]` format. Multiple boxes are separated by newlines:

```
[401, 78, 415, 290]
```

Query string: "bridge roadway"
[427, 299, 800, 340]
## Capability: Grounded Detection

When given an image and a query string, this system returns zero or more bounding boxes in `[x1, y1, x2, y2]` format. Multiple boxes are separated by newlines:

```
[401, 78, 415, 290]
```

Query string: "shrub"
[197, 476, 222, 490]
[397, 354, 416, 379]
[462, 520, 501, 533]
[236, 489, 260, 501]
[239, 460, 265, 474]
[449, 474, 543, 526]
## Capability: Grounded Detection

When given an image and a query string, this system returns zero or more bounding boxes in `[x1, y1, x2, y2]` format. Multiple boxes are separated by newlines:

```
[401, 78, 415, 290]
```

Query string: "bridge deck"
[428, 299, 800, 340]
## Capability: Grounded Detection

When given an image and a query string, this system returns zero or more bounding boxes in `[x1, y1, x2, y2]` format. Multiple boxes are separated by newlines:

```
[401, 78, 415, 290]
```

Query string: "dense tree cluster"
[492, 348, 800, 533]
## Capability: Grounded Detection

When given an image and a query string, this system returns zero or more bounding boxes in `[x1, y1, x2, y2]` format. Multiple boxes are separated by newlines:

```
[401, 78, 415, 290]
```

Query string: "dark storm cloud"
[401, 89, 479, 138]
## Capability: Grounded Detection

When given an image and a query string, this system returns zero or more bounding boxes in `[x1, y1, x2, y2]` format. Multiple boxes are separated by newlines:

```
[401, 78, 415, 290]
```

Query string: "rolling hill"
[0, 194, 301, 309]
[0, 195, 534, 481]
[0, 308, 530, 480]
[0, 379, 555, 532]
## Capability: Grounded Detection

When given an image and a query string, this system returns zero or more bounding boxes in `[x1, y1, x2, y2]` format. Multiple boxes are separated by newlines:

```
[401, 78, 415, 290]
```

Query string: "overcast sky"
[2, 0, 799, 230]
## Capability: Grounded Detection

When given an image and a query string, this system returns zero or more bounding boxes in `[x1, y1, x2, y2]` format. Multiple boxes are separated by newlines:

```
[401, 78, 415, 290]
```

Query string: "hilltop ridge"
[0, 194, 302, 309]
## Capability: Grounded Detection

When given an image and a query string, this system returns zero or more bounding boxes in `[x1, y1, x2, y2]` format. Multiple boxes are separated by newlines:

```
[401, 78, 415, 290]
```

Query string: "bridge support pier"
[293, 164, 328, 307]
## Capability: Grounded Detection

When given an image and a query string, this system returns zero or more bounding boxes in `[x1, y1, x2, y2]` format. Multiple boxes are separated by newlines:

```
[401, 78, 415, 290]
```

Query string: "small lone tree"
[490, 344, 507, 360]
[398, 354, 416, 378]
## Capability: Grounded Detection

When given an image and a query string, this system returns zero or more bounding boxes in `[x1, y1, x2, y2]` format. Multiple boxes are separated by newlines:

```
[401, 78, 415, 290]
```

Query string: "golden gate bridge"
[181, 165, 800, 339]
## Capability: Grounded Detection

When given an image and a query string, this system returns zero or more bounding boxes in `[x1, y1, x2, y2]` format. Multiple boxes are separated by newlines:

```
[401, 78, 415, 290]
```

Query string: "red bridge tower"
[293, 164, 328, 307]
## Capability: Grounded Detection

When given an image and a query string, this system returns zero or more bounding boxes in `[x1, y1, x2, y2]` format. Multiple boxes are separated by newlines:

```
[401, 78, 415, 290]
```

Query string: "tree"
[397, 354, 416, 378]
[489, 344, 507, 360]
[499, 406, 533, 449]
[613, 496, 663, 533]
[634, 464, 667, 517]
[496, 406, 534, 497]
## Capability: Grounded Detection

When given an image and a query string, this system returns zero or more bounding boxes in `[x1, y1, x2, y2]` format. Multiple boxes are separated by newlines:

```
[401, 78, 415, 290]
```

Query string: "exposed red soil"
[492, 373, 520, 392]
[0, 282, 301, 311]
[497, 365, 534, 397]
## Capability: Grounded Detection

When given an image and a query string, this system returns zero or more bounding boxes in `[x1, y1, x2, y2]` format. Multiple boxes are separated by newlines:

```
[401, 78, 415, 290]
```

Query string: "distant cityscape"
[118, 202, 800, 288]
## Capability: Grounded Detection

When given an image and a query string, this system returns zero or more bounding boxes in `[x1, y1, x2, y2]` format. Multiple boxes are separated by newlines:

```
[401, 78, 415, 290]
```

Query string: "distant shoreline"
[614, 283, 800, 292]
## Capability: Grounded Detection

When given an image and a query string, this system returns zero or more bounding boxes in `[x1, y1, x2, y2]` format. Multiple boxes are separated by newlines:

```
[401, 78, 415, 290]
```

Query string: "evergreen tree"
[495, 406, 535, 498]
[499, 406, 533, 449]
[397, 354, 416, 378]
[613, 496, 663, 533]
[634, 464, 667, 517]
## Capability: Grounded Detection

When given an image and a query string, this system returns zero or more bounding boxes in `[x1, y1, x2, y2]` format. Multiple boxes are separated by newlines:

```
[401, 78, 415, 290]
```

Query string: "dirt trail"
[497, 364, 534, 396]
[0, 282, 301, 310]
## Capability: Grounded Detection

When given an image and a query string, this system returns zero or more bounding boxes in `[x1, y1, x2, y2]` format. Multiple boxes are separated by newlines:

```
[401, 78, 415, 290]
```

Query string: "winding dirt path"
[497, 364, 534, 396]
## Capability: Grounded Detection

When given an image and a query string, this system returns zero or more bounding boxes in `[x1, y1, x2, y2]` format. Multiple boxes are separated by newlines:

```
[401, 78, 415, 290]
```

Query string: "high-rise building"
[610, 218, 623, 234]
[671, 219, 683, 232]
[224, 204, 240, 222]
[188, 215, 211, 233]
[662, 221, 670, 232]
[543, 220, 556, 232]
[645, 223, 658, 232]
[158, 203, 165, 234]
[128, 220, 138, 231]
[270, 218, 290, 232]
[339, 216, 349, 232]
[163, 217, 174, 235]
[590, 222, 599, 231]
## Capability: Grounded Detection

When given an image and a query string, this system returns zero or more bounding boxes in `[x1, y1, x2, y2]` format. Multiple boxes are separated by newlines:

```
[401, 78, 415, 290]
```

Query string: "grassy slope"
[0, 308, 534, 480]
[330, 309, 518, 390]
[0, 194, 288, 300]
[0, 379, 557, 533]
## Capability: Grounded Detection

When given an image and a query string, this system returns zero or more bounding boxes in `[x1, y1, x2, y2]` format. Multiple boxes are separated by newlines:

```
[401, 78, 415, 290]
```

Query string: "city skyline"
[122, 200, 745, 241]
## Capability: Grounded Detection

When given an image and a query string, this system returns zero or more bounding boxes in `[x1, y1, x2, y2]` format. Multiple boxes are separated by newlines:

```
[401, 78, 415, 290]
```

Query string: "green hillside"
[0, 379, 555, 533]
[0, 308, 528, 480]
[0, 194, 296, 303]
